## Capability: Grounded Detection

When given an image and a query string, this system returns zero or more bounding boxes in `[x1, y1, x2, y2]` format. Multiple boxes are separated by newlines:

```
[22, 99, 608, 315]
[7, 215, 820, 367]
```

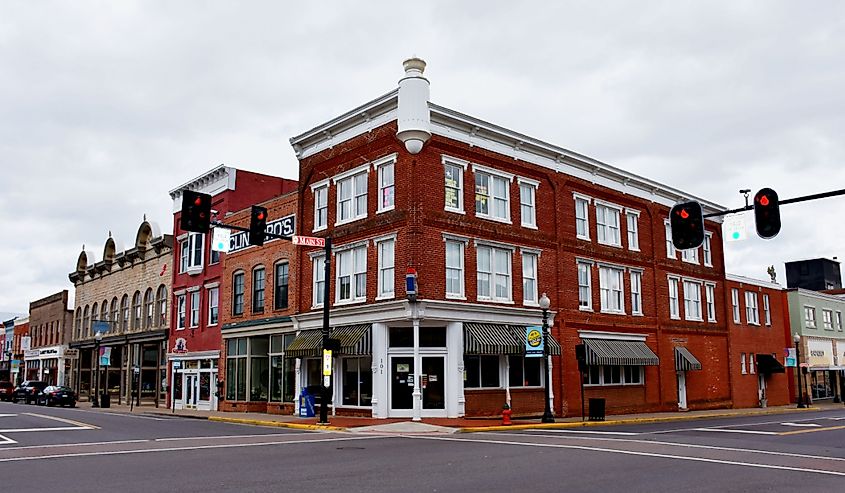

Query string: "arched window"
[82, 306, 90, 338]
[252, 266, 265, 313]
[91, 302, 98, 331]
[144, 288, 154, 328]
[121, 294, 130, 332]
[156, 285, 168, 327]
[132, 291, 142, 330]
[274, 261, 289, 310]
[74, 308, 82, 339]
[110, 298, 119, 325]
[101, 300, 108, 324]
[232, 271, 245, 315]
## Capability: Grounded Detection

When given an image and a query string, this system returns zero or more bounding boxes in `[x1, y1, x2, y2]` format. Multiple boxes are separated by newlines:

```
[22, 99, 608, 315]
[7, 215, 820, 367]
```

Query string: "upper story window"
[763, 294, 771, 326]
[312, 181, 329, 232]
[144, 288, 154, 328]
[574, 194, 591, 240]
[703, 233, 713, 267]
[745, 291, 759, 325]
[731, 288, 740, 323]
[822, 309, 834, 330]
[474, 165, 512, 223]
[374, 156, 395, 213]
[121, 294, 130, 331]
[836, 311, 843, 331]
[313, 255, 326, 307]
[683, 281, 702, 321]
[669, 277, 680, 319]
[337, 245, 367, 303]
[444, 158, 466, 213]
[599, 265, 625, 313]
[664, 221, 676, 259]
[626, 210, 639, 251]
[805, 306, 816, 328]
[445, 239, 465, 299]
[208, 287, 219, 326]
[630, 270, 643, 315]
[110, 298, 119, 328]
[190, 290, 200, 327]
[274, 262, 289, 310]
[681, 247, 699, 264]
[176, 294, 186, 330]
[156, 286, 167, 327]
[477, 244, 512, 302]
[578, 261, 592, 311]
[180, 233, 204, 273]
[232, 272, 245, 316]
[252, 267, 265, 313]
[522, 251, 538, 305]
[595, 201, 622, 247]
[518, 178, 539, 228]
[705, 284, 716, 322]
[210, 246, 220, 265]
[132, 291, 142, 329]
[334, 165, 369, 225]
[376, 238, 395, 299]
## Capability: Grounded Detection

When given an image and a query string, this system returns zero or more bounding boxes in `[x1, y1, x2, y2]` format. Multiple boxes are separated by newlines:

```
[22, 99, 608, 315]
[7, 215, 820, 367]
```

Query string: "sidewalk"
[79, 400, 845, 433]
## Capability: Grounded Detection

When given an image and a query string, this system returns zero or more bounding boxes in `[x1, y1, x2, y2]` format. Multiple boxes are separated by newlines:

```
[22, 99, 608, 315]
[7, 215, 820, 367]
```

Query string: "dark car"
[12, 380, 48, 404]
[38, 386, 76, 407]
[0, 381, 14, 401]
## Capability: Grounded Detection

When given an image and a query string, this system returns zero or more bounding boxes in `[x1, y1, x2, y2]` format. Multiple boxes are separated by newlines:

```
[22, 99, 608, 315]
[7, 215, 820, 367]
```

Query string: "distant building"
[786, 258, 842, 291]
[25, 291, 74, 386]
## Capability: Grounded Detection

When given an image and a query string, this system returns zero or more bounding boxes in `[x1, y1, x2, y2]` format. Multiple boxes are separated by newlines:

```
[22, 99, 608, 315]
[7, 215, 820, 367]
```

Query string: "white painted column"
[371, 323, 389, 418]
[412, 307, 422, 421]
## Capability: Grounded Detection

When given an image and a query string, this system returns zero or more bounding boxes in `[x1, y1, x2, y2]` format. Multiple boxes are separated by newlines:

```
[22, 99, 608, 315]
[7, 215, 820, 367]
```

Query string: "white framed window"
[584, 365, 644, 386]
[180, 233, 204, 273]
[232, 272, 245, 315]
[336, 246, 367, 303]
[836, 311, 843, 331]
[190, 291, 200, 328]
[665, 220, 676, 259]
[683, 280, 702, 321]
[445, 240, 465, 299]
[749, 353, 756, 374]
[823, 309, 834, 330]
[508, 355, 543, 387]
[745, 291, 759, 325]
[376, 238, 395, 299]
[706, 284, 716, 322]
[518, 178, 538, 228]
[375, 156, 395, 213]
[477, 245, 512, 302]
[522, 251, 538, 305]
[574, 195, 591, 240]
[475, 168, 511, 222]
[763, 294, 771, 326]
[313, 255, 326, 307]
[578, 261, 592, 310]
[179, 238, 189, 273]
[681, 247, 699, 264]
[463, 355, 501, 389]
[252, 267, 265, 313]
[599, 265, 625, 314]
[669, 277, 680, 319]
[444, 159, 465, 213]
[335, 168, 368, 225]
[176, 294, 186, 330]
[630, 270, 643, 315]
[703, 233, 713, 267]
[313, 183, 328, 231]
[731, 288, 741, 323]
[804, 306, 816, 328]
[207, 287, 219, 326]
[626, 210, 639, 251]
[595, 202, 622, 247]
[740, 353, 747, 374]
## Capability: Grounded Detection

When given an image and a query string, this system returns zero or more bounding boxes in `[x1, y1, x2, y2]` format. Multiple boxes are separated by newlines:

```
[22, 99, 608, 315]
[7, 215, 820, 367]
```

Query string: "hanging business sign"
[211, 227, 232, 253]
[99, 346, 112, 367]
[229, 215, 296, 253]
[21, 336, 31, 351]
[91, 321, 110, 335]
[784, 348, 797, 367]
[525, 326, 544, 357]
[723, 214, 748, 242]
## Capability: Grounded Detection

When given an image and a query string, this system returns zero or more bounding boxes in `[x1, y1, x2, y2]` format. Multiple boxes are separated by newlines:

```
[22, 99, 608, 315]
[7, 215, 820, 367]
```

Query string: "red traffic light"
[257, 212, 265, 220]
[194, 197, 202, 206]
[758, 195, 770, 207]
[753, 188, 781, 239]
[680, 209, 689, 219]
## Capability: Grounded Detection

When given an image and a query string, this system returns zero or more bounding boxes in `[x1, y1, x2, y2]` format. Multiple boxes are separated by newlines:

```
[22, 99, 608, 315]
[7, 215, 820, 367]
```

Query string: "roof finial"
[143, 213, 147, 221]
[108, 230, 112, 238]
[82, 244, 85, 251]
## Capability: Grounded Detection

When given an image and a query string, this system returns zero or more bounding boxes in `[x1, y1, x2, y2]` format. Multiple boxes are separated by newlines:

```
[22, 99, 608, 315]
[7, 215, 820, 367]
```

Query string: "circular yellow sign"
[527, 329, 543, 348]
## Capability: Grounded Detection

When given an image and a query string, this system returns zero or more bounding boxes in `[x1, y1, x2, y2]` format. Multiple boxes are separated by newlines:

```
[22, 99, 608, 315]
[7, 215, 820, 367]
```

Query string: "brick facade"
[29, 291, 73, 349]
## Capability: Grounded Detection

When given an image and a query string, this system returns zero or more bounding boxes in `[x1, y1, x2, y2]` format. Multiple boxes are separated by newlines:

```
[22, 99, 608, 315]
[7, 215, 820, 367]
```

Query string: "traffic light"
[180, 190, 212, 233]
[249, 205, 268, 246]
[754, 188, 781, 239]
[670, 200, 704, 250]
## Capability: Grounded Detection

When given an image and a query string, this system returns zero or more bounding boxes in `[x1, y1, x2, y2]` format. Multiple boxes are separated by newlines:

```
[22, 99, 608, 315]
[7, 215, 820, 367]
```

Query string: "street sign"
[723, 214, 747, 242]
[211, 227, 231, 253]
[292, 235, 326, 247]
[323, 349, 333, 376]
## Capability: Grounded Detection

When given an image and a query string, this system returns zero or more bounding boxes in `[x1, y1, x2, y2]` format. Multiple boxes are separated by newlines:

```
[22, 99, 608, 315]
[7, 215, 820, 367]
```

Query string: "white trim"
[578, 330, 649, 342]
[309, 178, 330, 191]
[332, 239, 370, 254]
[575, 257, 596, 265]
[203, 282, 220, 289]
[519, 247, 542, 257]
[186, 286, 200, 293]
[471, 163, 515, 182]
[371, 232, 399, 245]
[173, 289, 187, 296]
[624, 207, 640, 216]
[441, 154, 470, 169]
[572, 192, 592, 203]
[726, 273, 783, 290]
[442, 232, 471, 244]
[517, 176, 541, 189]
[593, 198, 623, 211]
[371, 153, 398, 169]
[331, 162, 371, 184]
[473, 238, 517, 252]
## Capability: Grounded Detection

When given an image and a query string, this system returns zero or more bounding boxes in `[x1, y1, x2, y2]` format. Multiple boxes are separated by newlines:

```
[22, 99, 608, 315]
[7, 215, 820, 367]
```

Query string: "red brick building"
[286, 58, 729, 419]
[725, 274, 790, 408]
[167, 166, 296, 410]
[217, 192, 298, 414]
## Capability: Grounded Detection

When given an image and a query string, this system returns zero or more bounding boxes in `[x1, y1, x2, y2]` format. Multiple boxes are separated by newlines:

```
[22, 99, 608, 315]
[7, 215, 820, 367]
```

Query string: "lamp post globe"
[539, 293, 554, 423]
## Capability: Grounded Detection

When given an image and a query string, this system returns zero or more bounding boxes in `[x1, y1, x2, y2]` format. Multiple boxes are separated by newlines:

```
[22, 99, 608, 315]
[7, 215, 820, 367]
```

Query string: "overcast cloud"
[1, 1, 844, 312]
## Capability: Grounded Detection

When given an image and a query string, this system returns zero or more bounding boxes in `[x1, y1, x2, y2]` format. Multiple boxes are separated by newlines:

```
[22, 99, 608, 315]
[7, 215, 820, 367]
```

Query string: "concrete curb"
[458, 406, 817, 433]
[208, 416, 347, 432]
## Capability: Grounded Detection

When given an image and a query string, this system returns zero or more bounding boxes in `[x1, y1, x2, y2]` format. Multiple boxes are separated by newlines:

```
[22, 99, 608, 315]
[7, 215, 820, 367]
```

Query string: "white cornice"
[726, 273, 783, 291]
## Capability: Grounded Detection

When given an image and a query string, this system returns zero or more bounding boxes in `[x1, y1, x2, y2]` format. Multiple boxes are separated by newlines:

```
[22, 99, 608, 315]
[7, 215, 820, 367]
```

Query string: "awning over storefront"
[463, 324, 561, 356]
[583, 339, 659, 366]
[674, 346, 702, 371]
[286, 324, 372, 358]
[756, 354, 785, 374]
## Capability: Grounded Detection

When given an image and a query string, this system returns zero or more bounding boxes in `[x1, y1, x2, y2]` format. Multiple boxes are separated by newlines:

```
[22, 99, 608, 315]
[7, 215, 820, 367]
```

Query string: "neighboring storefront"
[23, 345, 71, 385]
[168, 336, 219, 411]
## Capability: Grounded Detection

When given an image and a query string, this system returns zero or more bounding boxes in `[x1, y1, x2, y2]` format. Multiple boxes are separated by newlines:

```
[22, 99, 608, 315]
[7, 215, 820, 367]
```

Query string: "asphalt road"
[1, 401, 844, 493]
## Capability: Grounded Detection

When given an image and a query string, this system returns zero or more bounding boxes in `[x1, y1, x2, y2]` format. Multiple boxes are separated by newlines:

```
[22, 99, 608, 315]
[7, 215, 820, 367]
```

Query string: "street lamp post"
[794, 333, 806, 409]
[92, 331, 103, 408]
[539, 293, 555, 423]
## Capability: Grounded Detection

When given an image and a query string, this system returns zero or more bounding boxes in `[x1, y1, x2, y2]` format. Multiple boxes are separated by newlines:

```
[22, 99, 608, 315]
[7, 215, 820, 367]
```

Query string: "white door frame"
[388, 353, 447, 418]
[677, 371, 688, 410]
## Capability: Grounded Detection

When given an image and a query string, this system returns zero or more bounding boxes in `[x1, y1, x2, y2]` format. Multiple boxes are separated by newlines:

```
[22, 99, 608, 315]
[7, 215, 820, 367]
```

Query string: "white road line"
[408, 435, 845, 477]
[691, 428, 780, 435]
[68, 409, 168, 421]
[0, 439, 149, 451]
[0, 434, 16, 445]
[0, 414, 18, 418]
[24, 413, 97, 429]
[155, 432, 318, 441]
[0, 435, 390, 463]
[0, 427, 93, 433]
[530, 429, 640, 436]
[782, 422, 821, 427]
[488, 432, 845, 462]
[648, 415, 832, 434]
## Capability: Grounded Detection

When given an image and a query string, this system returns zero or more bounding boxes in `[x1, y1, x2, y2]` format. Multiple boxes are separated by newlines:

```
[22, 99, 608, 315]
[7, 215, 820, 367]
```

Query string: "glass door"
[185, 374, 198, 409]
[390, 356, 414, 410]
[422, 356, 445, 410]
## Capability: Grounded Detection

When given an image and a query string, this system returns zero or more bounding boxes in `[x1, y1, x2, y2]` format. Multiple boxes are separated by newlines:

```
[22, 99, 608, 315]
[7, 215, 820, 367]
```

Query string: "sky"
[1, 1, 844, 313]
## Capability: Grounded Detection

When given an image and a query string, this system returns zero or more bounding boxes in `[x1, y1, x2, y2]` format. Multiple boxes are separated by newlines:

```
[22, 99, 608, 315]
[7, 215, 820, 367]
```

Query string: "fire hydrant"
[502, 403, 513, 426]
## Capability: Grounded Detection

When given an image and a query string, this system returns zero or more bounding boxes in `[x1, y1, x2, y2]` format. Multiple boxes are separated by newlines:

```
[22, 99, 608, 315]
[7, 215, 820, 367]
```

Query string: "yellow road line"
[779, 424, 845, 436]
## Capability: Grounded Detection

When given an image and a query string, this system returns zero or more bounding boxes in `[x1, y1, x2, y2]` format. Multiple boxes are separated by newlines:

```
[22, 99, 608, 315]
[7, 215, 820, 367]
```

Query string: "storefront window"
[811, 371, 833, 399]
[508, 355, 542, 387]
[249, 336, 269, 401]
[342, 357, 373, 406]
[270, 334, 296, 402]
[464, 355, 500, 388]
[226, 337, 248, 401]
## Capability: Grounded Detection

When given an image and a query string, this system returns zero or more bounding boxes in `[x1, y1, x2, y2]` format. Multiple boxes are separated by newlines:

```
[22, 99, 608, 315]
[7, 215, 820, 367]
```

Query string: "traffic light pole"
[703, 188, 845, 218]
[319, 238, 332, 425]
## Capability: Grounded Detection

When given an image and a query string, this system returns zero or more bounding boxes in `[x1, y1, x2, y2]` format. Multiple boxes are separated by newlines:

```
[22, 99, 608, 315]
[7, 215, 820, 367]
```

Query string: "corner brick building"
[24, 291, 73, 386]
[284, 59, 730, 419]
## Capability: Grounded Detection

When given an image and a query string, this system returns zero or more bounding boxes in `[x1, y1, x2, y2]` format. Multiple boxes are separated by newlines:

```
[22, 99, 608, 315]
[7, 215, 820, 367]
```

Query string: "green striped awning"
[285, 324, 371, 358]
[583, 339, 659, 366]
[674, 346, 702, 371]
[464, 323, 521, 355]
[510, 326, 561, 356]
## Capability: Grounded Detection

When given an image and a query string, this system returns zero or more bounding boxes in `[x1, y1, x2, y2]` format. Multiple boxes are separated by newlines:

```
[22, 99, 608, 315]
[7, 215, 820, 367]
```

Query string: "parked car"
[12, 380, 48, 404]
[38, 386, 76, 407]
[0, 381, 14, 401]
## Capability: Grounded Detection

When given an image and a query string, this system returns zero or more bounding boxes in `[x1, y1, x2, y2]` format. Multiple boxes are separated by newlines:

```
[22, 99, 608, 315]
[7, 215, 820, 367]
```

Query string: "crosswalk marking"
[781, 422, 821, 427]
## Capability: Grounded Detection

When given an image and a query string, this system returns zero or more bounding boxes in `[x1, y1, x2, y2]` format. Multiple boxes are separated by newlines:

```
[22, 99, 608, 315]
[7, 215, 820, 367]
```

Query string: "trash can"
[299, 389, 315, 418]
[100, 392, 111, 409]
[588, 398, 605, 421]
